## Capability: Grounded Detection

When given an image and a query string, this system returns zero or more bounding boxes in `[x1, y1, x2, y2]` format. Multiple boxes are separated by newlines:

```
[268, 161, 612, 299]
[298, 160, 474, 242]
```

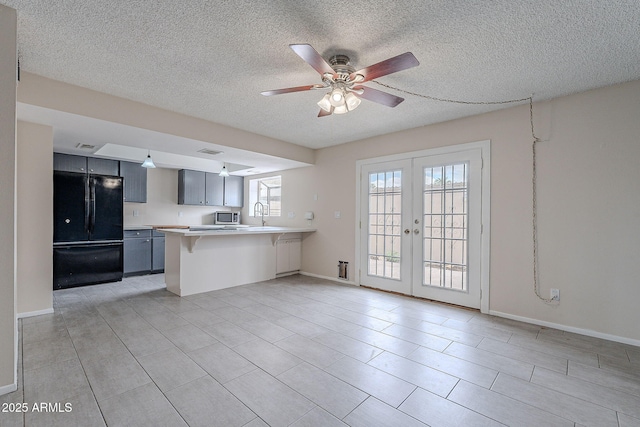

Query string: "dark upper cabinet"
[223, 175, 244, 207]
[54, 153, 119, 176]
[54, 154, 146, 203]
[205, 173, 224, 206]
[119, 161, 148, 203]
[179, 169, 244, 207]
[87, 157, 119, 176]
[54, 153, 88, 173]
[178, 170, 206, 205]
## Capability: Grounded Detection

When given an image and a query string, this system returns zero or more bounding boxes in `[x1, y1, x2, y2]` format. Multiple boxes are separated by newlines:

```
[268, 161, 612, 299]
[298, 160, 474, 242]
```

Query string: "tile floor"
[1, 274, 639, 427]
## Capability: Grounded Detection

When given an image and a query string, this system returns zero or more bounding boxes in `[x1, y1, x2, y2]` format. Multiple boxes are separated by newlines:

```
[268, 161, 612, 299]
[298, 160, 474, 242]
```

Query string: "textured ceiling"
[4, 0, 640, 149]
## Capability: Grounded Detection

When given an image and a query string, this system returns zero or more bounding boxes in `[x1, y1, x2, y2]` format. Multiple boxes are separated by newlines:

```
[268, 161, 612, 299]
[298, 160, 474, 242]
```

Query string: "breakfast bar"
[159, 226, 315, 296]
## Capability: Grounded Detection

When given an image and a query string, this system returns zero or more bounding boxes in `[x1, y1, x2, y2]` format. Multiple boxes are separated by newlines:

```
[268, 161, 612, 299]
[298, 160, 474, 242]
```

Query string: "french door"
[358, 144, 488, 310]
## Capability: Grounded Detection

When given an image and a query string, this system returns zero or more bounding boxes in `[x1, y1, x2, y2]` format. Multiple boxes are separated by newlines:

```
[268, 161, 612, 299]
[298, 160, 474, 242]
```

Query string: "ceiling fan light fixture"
[333, 104, 348, 114]
[141, 150, 156, 168]
[345, 92, 361, 110]
[317, 93, 332, 112]
[329, 87, 345, 106]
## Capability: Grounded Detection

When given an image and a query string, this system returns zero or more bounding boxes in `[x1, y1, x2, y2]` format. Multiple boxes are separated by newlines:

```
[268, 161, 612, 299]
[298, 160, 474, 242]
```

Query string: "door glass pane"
[368, 170, 402, 280]
[422, 163, 468, 290]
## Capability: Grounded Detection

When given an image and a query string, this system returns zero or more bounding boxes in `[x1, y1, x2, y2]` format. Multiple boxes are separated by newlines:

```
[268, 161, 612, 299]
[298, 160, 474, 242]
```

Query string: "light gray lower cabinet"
[124, 229, 152, 276]
[152, 231, 165, 272]
[124, 229, 165, 276]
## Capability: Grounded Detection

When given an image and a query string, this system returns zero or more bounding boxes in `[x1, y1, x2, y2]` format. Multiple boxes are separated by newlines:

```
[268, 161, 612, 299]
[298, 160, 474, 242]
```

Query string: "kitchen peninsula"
[160, 226, 315, 296]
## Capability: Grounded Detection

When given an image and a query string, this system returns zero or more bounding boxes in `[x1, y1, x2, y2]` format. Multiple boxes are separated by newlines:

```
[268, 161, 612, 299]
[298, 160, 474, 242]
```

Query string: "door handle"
[414, 229, 420, 234]
[404, 229, 410, 234]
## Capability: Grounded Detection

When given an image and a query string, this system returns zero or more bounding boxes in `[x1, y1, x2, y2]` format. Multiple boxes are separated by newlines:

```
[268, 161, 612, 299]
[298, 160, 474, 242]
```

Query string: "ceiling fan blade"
[261, 85, 320, 96]
[355, 86, 405, 107]
[350, 52, 419, 83]
[290, 44, 336, 77]
[318, 108, 332, 117]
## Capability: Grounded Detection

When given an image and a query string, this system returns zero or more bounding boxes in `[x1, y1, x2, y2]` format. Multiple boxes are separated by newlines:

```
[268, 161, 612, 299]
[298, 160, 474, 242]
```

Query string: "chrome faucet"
[253, 202, 265, 226]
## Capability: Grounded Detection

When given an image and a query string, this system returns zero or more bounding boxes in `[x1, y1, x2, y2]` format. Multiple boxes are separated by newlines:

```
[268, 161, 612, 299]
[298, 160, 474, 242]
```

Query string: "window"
[249, 176, 281, 217]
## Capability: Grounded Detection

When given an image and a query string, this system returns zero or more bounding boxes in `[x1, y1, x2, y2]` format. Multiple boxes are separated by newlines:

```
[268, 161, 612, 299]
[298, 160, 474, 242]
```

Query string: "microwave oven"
[214, 211, 240, 225]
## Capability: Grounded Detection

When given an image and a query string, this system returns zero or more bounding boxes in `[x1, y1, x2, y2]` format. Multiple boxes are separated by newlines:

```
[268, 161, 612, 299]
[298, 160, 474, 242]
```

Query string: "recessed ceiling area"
[5, 0, 640, 156]
[17, 103, 311, 175]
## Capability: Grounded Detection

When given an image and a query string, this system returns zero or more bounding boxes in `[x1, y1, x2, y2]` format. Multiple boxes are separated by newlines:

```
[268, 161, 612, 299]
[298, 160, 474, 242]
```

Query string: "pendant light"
[219, 163, 229, 177]
[141, 150, 156, 168]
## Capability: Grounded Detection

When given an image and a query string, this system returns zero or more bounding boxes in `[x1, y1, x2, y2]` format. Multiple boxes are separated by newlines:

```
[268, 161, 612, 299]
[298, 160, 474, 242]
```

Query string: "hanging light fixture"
[317, 79, 361, 115]
[141, 150, 156, 168]
[219, 163, 229, 177]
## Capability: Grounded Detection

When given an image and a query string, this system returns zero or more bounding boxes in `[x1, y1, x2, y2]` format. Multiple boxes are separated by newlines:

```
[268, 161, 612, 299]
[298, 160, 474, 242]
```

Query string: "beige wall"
[0, 4, 17, 393]
[17, 121, 53, 315]
[256, 80, 640, 343]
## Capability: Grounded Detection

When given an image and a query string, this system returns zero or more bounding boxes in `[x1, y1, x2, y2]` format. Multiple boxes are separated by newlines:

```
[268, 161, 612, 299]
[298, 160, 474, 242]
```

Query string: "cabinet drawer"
[124, 229, 152, 239]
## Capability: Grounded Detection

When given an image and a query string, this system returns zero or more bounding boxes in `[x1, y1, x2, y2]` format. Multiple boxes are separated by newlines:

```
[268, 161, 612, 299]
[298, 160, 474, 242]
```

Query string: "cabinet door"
[88, 157, 119, 176]
[276, 240, 289, 274]
[119, 161, 148, 203]
[276, 239, 302, 274]
[178, 170, 206, 205]
[288, 239, 301, 271]
[224, 175, 244, 207]
[152, 236, 165, 272]
[54, 153, 87, 173]
[124, 237, 152, 275]
[205, 173, 224, 206]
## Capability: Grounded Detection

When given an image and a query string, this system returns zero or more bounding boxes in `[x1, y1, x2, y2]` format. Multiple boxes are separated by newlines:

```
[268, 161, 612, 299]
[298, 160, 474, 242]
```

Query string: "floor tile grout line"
[30, 274, 640, 427]
[57, 302, 111, 427]
[491, 371, 623, 422]
[60, 287, 196, 425]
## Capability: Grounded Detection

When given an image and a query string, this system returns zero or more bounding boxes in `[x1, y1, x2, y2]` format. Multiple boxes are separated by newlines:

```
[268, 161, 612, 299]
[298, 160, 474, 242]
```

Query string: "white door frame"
[355, 140, 491, 314]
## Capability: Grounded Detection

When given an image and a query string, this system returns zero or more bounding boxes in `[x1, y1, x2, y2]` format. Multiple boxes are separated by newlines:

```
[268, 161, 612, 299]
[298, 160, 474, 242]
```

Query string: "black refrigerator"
[53, 171, 124, 289]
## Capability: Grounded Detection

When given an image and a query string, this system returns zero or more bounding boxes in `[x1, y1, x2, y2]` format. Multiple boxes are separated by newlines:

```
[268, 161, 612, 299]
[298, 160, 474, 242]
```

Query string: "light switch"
[288, 212, 295, 219]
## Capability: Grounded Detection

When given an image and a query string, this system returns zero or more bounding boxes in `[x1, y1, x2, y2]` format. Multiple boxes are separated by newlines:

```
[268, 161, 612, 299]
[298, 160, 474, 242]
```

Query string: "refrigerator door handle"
[84, 176, 91, 234]
[90, 177, 96, 234]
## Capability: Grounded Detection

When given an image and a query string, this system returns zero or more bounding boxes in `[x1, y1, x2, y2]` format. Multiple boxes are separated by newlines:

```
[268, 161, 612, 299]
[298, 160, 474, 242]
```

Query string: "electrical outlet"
[550, 288, 560, 301]
[334, 211, 341, 219]
[132, 210, 139, 217]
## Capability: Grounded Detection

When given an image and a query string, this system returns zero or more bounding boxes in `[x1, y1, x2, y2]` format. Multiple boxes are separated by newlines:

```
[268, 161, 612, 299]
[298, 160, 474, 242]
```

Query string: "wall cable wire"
[372, 81, 555, 304]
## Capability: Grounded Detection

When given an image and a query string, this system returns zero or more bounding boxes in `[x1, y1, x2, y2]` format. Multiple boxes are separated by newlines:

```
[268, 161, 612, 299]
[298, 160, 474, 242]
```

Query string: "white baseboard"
[17, 307, 54, 319]
[299, 271, 357, 286]
[490, 310, 640, 348]
[0, 382, 17, 397]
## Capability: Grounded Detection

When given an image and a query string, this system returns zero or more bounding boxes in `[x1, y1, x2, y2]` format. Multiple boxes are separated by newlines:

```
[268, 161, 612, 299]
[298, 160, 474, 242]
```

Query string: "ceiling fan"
[261, 44, 419, 117]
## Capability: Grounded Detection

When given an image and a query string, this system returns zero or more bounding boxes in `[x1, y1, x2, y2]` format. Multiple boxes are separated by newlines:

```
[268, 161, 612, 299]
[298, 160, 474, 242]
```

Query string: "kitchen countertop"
[159, 226, 315, 236]
[124, 225, 153, 230]
[124, 225, 189, 230]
